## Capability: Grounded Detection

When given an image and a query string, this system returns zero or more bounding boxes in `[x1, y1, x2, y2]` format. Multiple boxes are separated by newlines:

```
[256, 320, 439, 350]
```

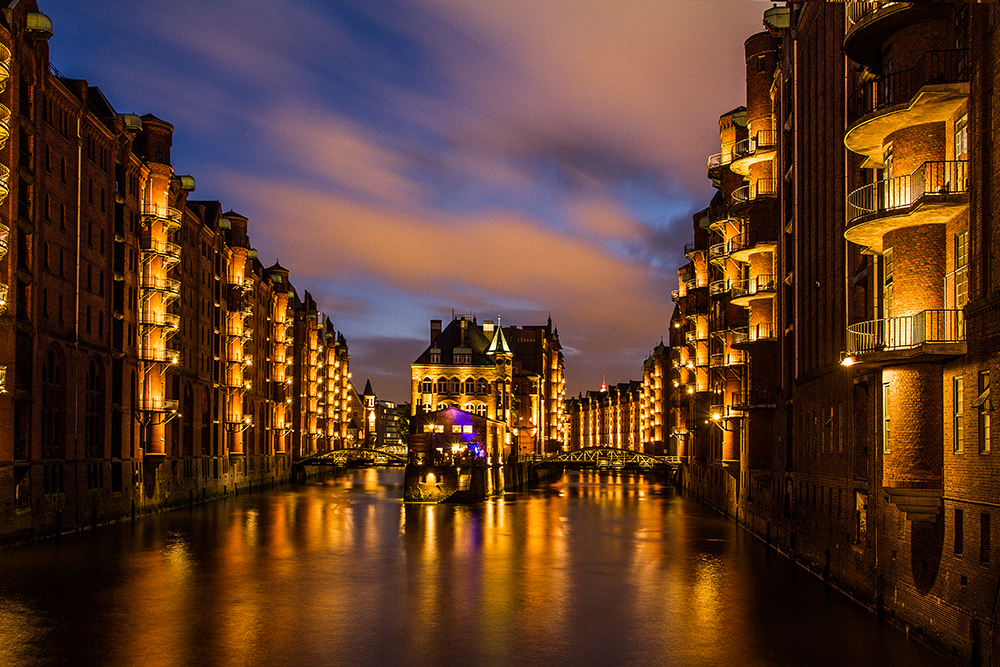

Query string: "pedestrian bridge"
[295, 447, 408, 469]
[538, 447, 680, 471]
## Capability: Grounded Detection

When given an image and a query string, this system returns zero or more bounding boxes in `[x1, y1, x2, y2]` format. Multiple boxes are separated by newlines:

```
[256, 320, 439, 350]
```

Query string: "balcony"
[0, 103, 10, 150]
[141, 276, 181, 297]
[709, 242, 730, 265]
[685, 277, 708, 292]
[671, 288, 681, 302]
[732, 389, 778, 411]
[143, 203, 183, 231]
[846, 160, 968, 253]
[140, 311, 180, 331]
[684, 241, 704, 258]
[846, 309, 965, 364]
[0, 221, 8, 262]
[707, 150, 733, 179]
[0, 43, 9, 93]
[731, 130, 778, 176]
[730, 274, 777, 307]
[0, 163, 9, 205]
[730, 225, 778, 263]
[140, 238, 181, 267]
[845, 50, 969, 162]
[731, 178, 778, 210]
[139, 397, 179, 413]
[709, 279, 731, 298]
[731, 323, 777, 347]
[707, 205, 733, 235]
[685, 330, 708, 344]
[139, 347, 181, 364]
[0, 281, 7, 311]
[845, 2, 953, 70]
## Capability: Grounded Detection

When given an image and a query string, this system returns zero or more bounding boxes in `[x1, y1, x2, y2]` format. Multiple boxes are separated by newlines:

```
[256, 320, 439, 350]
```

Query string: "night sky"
[44, 0, 770, 403]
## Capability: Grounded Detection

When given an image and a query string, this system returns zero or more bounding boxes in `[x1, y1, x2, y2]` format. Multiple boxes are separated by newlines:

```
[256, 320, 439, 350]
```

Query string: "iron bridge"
[295, 447, 408, 469]
[539, 447, 680, 470]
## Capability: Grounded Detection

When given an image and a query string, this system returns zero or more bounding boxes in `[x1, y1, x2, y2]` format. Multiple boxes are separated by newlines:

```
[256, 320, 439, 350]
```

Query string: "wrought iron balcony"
[139, 347, 181, 364]
[139, 397, 179, 413]
[845, 2, 952, 70]
[140, 238, 181, 265]
[731, 130, 779, 176]
[730, 225, 778, 263]
[671, 288, 681, 302]
[732, 178, 778, 207]
[730, 274, 777, 306]
[140, 312, 180, 330]
[846, 160, 968, 253]
[707, 150, 733, 178]
[732, 389, 778, 411]
[846, 309, 965, 360]
[0, 163, 10, 205]
[685, 330, 708, 344]
[143, 203, 183, 230]
[0, 43, 9, 93]
[0, 281, 7, 311]
[731, 323, 777, 346]
[709, 242, 731, 264]
[709, 279, 731, 297]
[0, 221, 8, 262]
[141, 276, 181, 296]
[0, 103, 10, 150]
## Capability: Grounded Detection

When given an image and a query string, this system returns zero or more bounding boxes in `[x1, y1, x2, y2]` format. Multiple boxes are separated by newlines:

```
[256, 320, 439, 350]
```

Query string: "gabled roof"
[413, 318, 496, 366]
[486, 325, 512, 356]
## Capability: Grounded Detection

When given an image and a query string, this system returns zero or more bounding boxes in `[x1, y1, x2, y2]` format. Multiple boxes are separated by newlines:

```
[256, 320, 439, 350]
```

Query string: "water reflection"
[0, 470, 947, 667]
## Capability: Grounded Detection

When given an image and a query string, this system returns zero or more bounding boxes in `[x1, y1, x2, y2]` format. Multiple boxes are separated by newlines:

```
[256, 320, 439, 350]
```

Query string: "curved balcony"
[846, 50, 969, 163]
[846, 308, 965, 365]
[0, 103, 10, 150]
[0, 43, 9, 93]
[707, 205, 734, 235]
[845, 2, 953, 70]
[140, 238, 181, 267]
[685, 330, 708, 344]
[732, 389, 778, 411]
[685, 277, 708, 292]
[140, 311, 180, 331]
[730, 225, 778, 263]
[731, 178, 778, 211]
[227, 325, 253, 339]
[709, 241, 731, 265]
[846, 160, 968, 253]
[141, 276, 181, 297]
[143, 203, 183, 231]
[670, 288, 681, 302]
[0, 221, 8, 262]
[139, 347, 181, 364]
[731, 130, 778, 176]
[709, 279, 733, 299]
[684, 241, 705, 258]
[139, 397, 179, 413]
[730, 274, 777, 307]
[0, 163, 10, 205]
[707, 150, 733, 179]
[0, 281, 7, 311]
[731, 323, 777, 348]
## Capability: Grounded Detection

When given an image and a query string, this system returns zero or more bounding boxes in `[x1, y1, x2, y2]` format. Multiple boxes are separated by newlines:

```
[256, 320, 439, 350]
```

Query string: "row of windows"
[422, 402, 489, 417]
[954, 508, 991, 563]
[421, 377, 491, 395]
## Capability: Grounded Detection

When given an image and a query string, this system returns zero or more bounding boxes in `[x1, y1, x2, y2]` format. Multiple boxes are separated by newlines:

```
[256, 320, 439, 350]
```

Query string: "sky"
[44, 0, 771, 403]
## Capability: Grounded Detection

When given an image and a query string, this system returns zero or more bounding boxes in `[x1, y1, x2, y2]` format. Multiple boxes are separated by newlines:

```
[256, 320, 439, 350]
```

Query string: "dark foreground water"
[0, 470, 949, 667]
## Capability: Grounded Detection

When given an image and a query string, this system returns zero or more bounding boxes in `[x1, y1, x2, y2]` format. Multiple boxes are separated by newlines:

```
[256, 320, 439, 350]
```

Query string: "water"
[0, 470, 949, 667]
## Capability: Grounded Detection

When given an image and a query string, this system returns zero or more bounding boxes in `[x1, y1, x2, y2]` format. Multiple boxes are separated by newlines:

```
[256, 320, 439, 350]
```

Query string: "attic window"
[454, 353, 471, 364]
[430, 347, 441, 364]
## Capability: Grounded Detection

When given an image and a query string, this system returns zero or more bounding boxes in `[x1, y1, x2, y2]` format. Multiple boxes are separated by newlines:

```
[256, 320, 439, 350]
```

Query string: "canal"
[0, 470, 950, 667]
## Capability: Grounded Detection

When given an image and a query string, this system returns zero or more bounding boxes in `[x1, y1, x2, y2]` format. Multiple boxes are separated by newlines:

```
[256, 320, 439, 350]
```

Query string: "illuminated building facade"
[504, 318, 567, 454]
[566, 381, 642, 451]
[640, 341, 669, 454]
[669, 3, 1000, 662]
[0, 1, 353, 540]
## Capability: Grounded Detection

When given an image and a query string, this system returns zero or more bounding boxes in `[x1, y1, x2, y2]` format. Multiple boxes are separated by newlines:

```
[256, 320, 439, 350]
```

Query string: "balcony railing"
[731, 323, 776, 345]
[139, 347, 181, 364]
[733, 389, 778, 410]
[0, 163, 10, 205]
[732, 178, 778, 206]
[733, 130, 778, 161]
[0, 103, 10, 150]
[140, 238, 181, 262]
[143, 203, 183, 229]
[845, 1, 903, 31]
[685, 330, 708, 344]
[709, 279, 731, 296]
[847, 49, 969, 125]
[140, 312, 180, 330]
[0, 43, 9, 93]
[731, 226, 778, 256]
[671, 288, 681, 302]
[709, 242, 730, 262]
[708, 150, 733, 172]
[139, 397, 179, 413]
[731, 274, 777, 300]
[141, 276, 181, 295]
[685, 277, 709, 291]
[847, 160, 968, 225]
[847, 309, 965, 356]
[0, 221, 8, 262]
[0, 281, 7, 310]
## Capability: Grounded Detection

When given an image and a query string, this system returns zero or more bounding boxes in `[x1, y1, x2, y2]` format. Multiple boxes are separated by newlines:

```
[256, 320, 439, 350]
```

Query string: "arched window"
[476, 404, 487, 417]
[42, 347, 66, 460]
[449, 377, 460, 394]
[477, 378, 489, 395]
[464, 378, 475, 395]
[437, 377, 448, 394]
[84, 359, 104, 459]
[422, 377, 432, 393]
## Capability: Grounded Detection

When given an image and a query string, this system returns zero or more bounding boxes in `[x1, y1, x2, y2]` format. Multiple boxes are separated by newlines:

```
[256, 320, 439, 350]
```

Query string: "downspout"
[74, 115, 82, 457]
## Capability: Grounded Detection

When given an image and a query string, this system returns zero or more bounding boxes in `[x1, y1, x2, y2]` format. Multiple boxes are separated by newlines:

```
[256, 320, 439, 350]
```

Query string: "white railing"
[847, 160, 968, 225]
[847, 309, 965, 355]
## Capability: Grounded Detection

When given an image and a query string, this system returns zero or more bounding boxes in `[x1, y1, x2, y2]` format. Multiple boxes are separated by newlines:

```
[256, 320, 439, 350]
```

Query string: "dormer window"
[453, 346, 472, 365]
[429, 347, 441, 364]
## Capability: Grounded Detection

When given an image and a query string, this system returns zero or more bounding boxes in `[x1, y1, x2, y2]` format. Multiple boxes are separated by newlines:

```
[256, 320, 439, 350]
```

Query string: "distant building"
[567, 381, 642, 451]
[503, 318, 567, 454]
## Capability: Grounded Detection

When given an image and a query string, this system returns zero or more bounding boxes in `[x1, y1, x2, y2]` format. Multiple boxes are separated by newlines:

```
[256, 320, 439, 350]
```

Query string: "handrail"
[731, 323, 776, 344]
[847, 49, 968, 124]
[846, 309, 965, 355]
[732, 178, 779, 205]
[845, 1, 904, 30]
[733, 130, 778, 160]
[847, 160, 968, 225]
[731, 274, 776, 300]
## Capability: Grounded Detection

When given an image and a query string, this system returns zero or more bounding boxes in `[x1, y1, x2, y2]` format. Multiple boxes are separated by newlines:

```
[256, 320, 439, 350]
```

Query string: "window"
[464, 378, 475, 395]
[882, 248, 894, 320]
[954, 376, 964, 453]
[421, 378, 432, 394]
[451, 425, 462, 433]
[449, 378, 460, 394]
[436, 378, 447, 394]
[882, 382, 891, 454]
[955, 508, 964, 555]
[954, 231, 969, 308]
[955, 113, 968, 159]
[981, 513, 991, 563]
[976, 371, 990, 453]
[757, 55, 766, 72]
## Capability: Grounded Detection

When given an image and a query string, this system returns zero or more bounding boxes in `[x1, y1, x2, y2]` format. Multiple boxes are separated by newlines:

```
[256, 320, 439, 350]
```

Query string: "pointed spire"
[363, 378, 375, 397]
[486, 323, 512, 356]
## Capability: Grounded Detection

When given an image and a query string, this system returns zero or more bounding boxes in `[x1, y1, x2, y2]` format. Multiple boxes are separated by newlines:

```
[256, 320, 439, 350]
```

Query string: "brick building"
[0, 1, 354, 541]
[668, 3, 1000, 662]
[566, 380, 642, 451]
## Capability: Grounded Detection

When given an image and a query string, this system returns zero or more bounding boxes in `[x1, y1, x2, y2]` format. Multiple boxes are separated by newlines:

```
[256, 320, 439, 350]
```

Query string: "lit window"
[955, 113, 968, 159]
[953, 376, 964, 453]
[954, 231, 968, 308]
[976, 371, 990, 454]
[882, 248, 894, 320]
[452, 425, 462, 433]
[882, 382, 891, 454]
[463, 425, 473, 434]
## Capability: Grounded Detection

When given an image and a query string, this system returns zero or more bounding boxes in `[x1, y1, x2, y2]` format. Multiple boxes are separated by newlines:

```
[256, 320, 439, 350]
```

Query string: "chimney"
[430, 319, 442, 344]
[483, 320, 495, 336]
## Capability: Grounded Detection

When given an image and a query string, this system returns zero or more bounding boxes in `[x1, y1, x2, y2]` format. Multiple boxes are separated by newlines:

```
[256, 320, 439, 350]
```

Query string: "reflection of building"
[667, 4, 999, 664]
[0, 1, 352, 540]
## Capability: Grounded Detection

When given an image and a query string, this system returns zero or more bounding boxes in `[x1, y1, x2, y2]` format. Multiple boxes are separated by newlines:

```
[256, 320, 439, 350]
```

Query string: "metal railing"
[139, 397, 179, 413]
[731, 274, 776, 300]
[709, 242, 729, 261]
[847, 160, 968, 225]
[685, 330, 708, 344]
[732, 178, 779, 205]
[141, 276, 181, 295]
[846, 309, 965, 355]
[731, 322, 776, 345]
[0, 163, 10, 205]
[731, 225, 778, 255]
[0, 221, 8, 262]
[140, 239, 181, 262]
[848, 49, 968, 124]
[0, 103, 10, 150]
[140, 312, 180, 329]
[685, 277, 709, 291]
[708, 150, 733, 171]
[845, 1, 903, 31]
[0, 43, 9, 93]
[710, 279, 731, 296]
[733, 389, 778, 410]
[143, 203, 183, 228]
[733, 130, 778, 160]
